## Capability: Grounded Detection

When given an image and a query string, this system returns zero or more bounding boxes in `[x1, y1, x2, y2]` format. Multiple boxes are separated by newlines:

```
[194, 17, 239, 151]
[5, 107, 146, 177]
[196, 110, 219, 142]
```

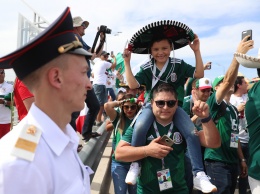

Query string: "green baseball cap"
[212, 75, 225, 90]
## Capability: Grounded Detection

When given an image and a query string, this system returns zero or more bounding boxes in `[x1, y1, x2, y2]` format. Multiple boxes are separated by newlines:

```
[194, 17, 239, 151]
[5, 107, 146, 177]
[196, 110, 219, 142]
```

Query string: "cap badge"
[58, 36, 82, 54]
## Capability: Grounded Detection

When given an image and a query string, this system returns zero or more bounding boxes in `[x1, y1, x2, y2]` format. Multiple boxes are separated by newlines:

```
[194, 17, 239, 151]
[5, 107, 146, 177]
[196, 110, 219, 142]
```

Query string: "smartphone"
[111, 51, 114, 56]
[158, 135, 174, 147]
[242, 30, 252, 41]
[207, 62, 212, 70]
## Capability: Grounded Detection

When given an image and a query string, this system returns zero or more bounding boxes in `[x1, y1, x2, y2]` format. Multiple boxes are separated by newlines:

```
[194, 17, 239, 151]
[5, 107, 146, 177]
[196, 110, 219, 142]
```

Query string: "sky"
[1, 0, 260, 82]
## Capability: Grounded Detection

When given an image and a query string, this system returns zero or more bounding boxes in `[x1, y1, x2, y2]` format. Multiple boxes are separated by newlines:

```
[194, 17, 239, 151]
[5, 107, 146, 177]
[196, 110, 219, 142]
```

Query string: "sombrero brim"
[234, 52, 260, 68]
[129, 20, 195, 54]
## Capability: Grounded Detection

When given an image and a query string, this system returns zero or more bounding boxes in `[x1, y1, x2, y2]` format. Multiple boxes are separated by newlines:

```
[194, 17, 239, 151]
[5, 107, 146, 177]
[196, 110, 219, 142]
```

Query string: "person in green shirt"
[238, 61, 260, 193]
[115, 83, 220, 194]
[104, 93, 139, 194]
[204, 36, 253, 194]
[123, 20, 218, 193]
[182, 77, 213, 193]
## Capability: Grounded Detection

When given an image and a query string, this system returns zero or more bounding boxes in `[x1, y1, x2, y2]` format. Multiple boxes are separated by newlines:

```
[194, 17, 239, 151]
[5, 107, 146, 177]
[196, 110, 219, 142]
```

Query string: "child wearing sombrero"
[121, 20, 217, 193]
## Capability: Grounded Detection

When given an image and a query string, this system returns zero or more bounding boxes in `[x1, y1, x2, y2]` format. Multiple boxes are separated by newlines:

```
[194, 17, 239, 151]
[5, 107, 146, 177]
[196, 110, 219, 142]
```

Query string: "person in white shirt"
[0, 69, 13, 138]
[230, 75, 250, 194]
[106, 67, 116, 101]
[0, 7, 93, 194]
[92, 51, 116, 125]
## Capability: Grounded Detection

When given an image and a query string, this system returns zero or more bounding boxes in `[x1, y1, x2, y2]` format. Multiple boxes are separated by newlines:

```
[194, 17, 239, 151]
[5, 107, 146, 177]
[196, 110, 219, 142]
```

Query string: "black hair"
[116, 91, 125, 101]
[118, 93, 140, 134]
[148, 36, 173, 55]
[192, 78, 199, 89]
[152, 83, 178, 100]
[234, 76, 244, 93]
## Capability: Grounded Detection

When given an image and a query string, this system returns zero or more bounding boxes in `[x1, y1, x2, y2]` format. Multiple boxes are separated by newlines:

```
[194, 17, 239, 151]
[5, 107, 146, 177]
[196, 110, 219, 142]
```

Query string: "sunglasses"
[155, 100, 177, 108]
[81, 23, 87, 28]
[122, 104, 137, 111]
[0, 70, 4, 74]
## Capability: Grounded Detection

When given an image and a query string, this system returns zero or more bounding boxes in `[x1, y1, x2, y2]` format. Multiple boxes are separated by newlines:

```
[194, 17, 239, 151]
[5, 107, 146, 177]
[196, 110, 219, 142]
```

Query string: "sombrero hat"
[128, 20, 195, 54]
[234, 52, 260, 68]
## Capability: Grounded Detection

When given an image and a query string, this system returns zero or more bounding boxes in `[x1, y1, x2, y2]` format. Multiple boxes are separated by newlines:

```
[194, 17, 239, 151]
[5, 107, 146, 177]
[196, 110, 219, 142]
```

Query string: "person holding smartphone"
[123, 20, 218, 193]
[115, 83, 219, 194]
[203, 35, 253, 194]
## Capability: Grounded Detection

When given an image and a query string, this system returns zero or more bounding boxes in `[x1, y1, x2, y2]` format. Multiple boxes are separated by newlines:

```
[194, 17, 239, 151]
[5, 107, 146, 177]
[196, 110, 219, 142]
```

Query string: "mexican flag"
[114, 53, 125, 74]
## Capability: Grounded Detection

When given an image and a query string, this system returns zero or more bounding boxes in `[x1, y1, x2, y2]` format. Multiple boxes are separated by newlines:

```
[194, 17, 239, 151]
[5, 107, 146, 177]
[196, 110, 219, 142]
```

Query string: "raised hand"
[189, 33, 200, 52]
[204, 62, 212, 70]
[191, 89, 210, 119]
[123, 48, 131, 63]
[237, 35, 254, 54]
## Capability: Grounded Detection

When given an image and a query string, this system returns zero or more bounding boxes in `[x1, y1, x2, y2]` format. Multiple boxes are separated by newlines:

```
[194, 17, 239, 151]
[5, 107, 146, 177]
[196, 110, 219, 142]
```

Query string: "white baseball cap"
[196, 78, 212, 90]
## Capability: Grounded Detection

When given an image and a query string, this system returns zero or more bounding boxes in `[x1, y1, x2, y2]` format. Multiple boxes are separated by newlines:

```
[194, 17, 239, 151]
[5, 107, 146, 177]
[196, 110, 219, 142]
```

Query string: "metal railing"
[78, 122, 112, 183]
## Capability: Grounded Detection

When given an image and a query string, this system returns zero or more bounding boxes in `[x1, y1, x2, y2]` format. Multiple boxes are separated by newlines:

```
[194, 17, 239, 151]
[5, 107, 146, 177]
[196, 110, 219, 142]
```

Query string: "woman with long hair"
[104, 93, 139, 194]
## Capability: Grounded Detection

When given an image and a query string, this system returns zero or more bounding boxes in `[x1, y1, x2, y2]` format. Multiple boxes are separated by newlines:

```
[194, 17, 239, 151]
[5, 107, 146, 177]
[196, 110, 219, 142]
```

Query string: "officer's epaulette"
[11, 124, 42, 162]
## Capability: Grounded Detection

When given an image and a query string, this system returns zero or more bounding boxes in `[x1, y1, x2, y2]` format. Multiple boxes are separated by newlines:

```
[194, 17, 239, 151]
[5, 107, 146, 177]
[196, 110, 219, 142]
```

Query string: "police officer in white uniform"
[0, 7, 94, 194]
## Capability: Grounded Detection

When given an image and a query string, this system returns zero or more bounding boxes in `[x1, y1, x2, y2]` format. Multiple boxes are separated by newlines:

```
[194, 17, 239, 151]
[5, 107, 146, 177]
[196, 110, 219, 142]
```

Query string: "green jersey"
[185, 78, 196, 96]
[245, 82, 260, 180]
[205, 92, 239, 164]
[111, 112, 132, 164]
[122, 122, 188, 194]
[134, 57, 195, 106]
[183, 95, 193, 116]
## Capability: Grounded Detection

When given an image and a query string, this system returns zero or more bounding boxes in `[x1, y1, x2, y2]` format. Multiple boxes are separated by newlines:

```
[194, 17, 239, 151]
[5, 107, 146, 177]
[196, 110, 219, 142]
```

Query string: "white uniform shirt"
[0, 103, 93, 194]
[92, 58, 112, 85]
[0, 81, 13, 124]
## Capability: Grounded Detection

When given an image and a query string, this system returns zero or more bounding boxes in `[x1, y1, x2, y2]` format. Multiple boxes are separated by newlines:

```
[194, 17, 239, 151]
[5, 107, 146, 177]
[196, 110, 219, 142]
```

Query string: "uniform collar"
[26, 103, 79, 156]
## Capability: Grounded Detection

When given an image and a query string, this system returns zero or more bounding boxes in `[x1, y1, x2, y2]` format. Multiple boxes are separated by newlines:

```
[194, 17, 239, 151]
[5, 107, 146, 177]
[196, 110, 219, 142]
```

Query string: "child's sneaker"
[193, 171, 217, 193]
[125, 162, 140, 185]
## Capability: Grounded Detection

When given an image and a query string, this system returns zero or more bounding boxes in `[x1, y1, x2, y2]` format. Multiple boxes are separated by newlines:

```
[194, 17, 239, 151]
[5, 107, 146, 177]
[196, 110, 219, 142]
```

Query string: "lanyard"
[151, 59, 169, 89]
[153, 121, 173, 138]
[153, 121, 174, 169]
[144, 58, 175, 104]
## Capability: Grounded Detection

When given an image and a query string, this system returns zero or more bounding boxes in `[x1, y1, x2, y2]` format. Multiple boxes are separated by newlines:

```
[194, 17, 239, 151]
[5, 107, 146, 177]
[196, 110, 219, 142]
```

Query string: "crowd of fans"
[0, 7, 259, 194]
